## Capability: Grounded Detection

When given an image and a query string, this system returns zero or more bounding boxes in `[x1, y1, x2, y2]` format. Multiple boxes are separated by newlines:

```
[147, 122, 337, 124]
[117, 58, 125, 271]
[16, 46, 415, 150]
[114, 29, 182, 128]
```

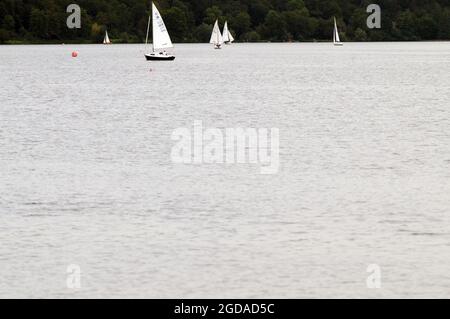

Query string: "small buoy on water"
[72, 51, 78, 58]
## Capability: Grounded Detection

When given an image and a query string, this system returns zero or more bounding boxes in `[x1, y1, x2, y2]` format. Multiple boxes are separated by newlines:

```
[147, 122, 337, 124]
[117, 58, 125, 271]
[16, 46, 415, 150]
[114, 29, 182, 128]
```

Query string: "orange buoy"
[72, 51, 78, 58]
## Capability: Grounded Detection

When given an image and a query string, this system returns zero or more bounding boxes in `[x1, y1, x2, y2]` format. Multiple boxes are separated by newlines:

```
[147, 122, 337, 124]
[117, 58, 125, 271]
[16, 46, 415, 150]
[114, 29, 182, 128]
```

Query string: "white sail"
[228, 30, 234, 43]
[223, 21, 234, 43]
[103, 30, 111, 44]
[152, 2, 173, 51]
[210, 20, 223, 45]
[333, 17, 341, 44]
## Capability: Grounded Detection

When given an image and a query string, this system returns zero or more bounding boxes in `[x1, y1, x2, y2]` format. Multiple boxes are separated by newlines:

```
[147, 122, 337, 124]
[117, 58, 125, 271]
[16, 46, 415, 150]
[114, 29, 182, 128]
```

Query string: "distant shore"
[1, 39, 449, 45]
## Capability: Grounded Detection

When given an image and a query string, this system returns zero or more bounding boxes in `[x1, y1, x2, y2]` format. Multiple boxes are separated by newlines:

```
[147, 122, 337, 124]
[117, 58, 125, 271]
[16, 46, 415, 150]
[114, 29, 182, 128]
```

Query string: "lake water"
[0, 43, 449, 298]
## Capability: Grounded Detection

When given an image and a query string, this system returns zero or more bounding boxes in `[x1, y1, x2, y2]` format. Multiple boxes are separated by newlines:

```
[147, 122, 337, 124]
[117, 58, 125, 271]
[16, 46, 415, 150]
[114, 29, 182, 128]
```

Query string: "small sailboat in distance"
[145, 2, 175, 61]
[210, 20, 223, 49]
[103, 30, 111, 44]
[223, 21, 234, 45]
[333, 17, 343, 46]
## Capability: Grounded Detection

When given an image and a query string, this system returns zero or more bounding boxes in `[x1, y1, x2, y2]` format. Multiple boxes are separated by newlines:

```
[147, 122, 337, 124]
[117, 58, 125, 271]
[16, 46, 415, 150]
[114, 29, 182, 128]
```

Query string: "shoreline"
[1, 40, 449, 46]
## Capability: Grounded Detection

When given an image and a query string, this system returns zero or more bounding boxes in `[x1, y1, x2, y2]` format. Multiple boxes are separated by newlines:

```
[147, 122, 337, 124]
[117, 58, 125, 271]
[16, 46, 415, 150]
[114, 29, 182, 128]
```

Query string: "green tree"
[2, 14, 14, 31]
[437, 9, 450, 39]
[30, 9, 48, 38]
[241, 30, 261, 42]
[287, 0, 307, 11]
[0, 0, 449, 44]
[416, 14, 438, 39]
[396, 10, 417, 40]
[91, 22, 103, 42]
[164, 6, 190, 42]
[232, 12, 251, 38]
[283, 8, 312, 40]
[248, 0, 270, 26]
[262, 10, 287, 41]
[195, 23, 212, 42]
[0, 28, 10, 43]
[204, 6, 222, 25]
[354, 28, 367, 41]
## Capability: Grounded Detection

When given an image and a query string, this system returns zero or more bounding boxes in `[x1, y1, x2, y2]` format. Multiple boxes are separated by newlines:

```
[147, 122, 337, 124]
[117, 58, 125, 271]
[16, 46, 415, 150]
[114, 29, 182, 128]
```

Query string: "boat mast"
[151, 3, 155, 52]
[333, 17, 336, 43]
[333, 17, 339, 43]
[145, 14, 151, 50]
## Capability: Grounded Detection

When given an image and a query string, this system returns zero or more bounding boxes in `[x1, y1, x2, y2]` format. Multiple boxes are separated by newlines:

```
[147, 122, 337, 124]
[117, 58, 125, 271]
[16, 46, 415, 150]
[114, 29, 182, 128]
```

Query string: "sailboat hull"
[145, 54, 175, 61]
[333, 42, 344, 46]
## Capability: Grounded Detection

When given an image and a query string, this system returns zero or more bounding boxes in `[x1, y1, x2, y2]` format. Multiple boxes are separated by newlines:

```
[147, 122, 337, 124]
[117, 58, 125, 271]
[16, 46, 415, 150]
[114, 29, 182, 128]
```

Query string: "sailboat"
[103, 30, 111, 45]
[223, 21, 234, 45]
[210, 20, 223, 49]
[333, 17, 343, 46]
[145, 2, 175, 61]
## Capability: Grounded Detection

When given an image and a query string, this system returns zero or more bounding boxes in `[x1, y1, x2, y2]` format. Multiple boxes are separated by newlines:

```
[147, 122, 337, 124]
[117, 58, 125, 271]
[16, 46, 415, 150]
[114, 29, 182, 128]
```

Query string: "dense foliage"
[1, 0, 450, 43]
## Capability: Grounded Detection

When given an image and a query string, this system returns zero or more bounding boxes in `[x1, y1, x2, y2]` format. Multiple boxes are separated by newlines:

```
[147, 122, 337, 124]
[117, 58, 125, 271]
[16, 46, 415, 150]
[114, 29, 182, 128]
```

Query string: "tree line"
[1, 0, 450, 44]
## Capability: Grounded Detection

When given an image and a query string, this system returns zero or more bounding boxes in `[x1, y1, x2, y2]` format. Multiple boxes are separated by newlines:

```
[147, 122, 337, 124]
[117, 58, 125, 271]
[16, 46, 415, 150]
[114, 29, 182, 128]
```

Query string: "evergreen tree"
[0, 0, 449, 44]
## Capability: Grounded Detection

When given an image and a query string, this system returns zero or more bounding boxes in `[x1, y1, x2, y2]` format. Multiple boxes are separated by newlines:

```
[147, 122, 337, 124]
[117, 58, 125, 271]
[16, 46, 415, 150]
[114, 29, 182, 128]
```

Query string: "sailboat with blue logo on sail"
[145, 2, 175, 61]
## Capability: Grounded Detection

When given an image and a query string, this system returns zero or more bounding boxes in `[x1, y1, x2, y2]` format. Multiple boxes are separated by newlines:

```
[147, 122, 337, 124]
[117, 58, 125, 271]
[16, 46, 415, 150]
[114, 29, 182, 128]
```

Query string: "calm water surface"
[0, 43, 450, 298]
